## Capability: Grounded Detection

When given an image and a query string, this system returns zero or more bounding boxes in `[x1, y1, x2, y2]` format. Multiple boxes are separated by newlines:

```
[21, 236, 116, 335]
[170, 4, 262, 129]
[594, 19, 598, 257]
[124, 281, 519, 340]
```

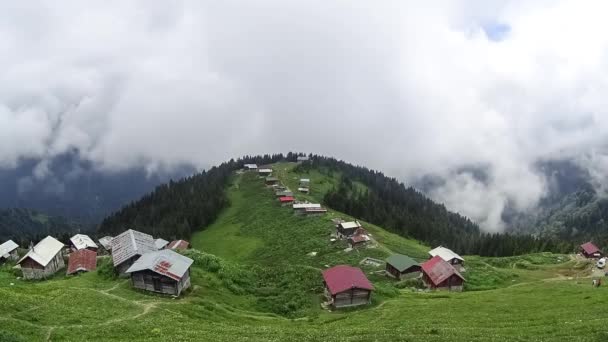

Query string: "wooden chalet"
[258, 168, 273, 177]
[243, 164, 258, 171]
[167, 240, 190, 251]
[304, 207, 327, 216]
[275, 190, 294, 197]
[298, 187, 310, 194]
[421, 256, 465, 291]
[126, 249, 193, 296]
[266, 176, 279, 186]
[336, 221, 362, 238]
[297, 156, 310, 163]
[17, 236, 65, 280]
[347, 233, 370, 248]
[0, 240, 19, 263]
[98, 236, 113, 252]
[428, 246, 465, 271]
[292, 203, 321, 214]
[580, 242, 602, 258]
[70, 234, 98, 252]
[154, 238, 169, 250]
[67, 249, 97, 275]
[299, 178, 310, 187]
[111, 229, 156, 276]
[322, 265, 374, 309]
[385, 254, 421, 280]
[279, 196, 295, 206]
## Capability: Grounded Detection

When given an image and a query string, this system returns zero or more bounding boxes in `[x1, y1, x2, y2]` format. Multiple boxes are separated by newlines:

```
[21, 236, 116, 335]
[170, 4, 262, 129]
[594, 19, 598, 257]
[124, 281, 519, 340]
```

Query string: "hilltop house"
[297, 156, 310, 163]
[580, 242, 602, 258]
[111, 229, 156, 276]
[126, 249, 193, 296]
[336, 221, 362, 238]
[429, 246, 465, 271]
[70, 234, 98, 252]
[244, 164, 258, 171]
[167, 240, 190, 251]
[266, 176, 279, 186]
[322, 265, 374, 309]
[98, 236, 113, 252]
[279, 196, 295, 206]
[67, 249, 97, 275]
[0, 240, 19, 263]
[154, 238, 169, 250]
[421, 256, 465, 291]
[258, 168, 273, 177]
[17, 236, 65, 280]
[385, 254, 421, 280]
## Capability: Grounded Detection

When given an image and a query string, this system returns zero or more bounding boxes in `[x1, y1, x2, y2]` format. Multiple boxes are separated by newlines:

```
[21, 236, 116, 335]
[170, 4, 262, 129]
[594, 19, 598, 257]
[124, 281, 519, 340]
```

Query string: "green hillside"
[0, 164, 606, 341]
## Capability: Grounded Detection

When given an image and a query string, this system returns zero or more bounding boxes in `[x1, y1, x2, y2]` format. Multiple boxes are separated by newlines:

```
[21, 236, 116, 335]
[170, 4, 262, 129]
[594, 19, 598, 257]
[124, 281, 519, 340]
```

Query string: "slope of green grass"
[0, 164, 606, 341]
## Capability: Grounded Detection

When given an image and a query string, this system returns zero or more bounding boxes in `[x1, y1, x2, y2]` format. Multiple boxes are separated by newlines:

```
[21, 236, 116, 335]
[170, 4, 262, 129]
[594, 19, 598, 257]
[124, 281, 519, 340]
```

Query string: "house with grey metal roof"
[126, 249, 193, 296]
[98, 236, 113, 252]
[111, 229, 156, 276]
[0, 240, 19, 262]
[70, 234, 98, 252]
[154, 238, 169, 250]
[17, 236, 65, 280]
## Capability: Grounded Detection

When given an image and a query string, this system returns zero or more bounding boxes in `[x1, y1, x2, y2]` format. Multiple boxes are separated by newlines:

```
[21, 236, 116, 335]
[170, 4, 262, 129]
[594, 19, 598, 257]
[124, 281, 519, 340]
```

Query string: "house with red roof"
[279, 196, 295, 206]
[322, 265, 374, 309]
[167, 240, 190, 251]
[67, 249, 97, 275]
[421, 256, 465, 292]
[580, 242, 602, 259]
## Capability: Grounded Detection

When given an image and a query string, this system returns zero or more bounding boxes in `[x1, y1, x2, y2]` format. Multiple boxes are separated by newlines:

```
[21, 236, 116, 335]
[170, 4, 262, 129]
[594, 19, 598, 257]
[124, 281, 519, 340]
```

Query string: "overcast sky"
[2, 0, 608, 231]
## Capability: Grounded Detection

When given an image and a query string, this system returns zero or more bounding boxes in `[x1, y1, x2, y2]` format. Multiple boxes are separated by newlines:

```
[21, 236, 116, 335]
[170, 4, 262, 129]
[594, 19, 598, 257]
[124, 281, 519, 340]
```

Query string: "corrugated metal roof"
[429, 246, 464, 262]
[258, 169, 273, 173]
[154, 238, 169, 250]
[0, 240, 18, 258]
[279, 196, 295, 202]
[323, 265, 374, 295]
[348, 234, 370, 244]
[293, 203, 321, 209]
[98, 236, 113, 250]
[17, 236, 64, 267]
[167, 240, 190, 251]
[67, 249, 97, 274]
[297, 156, 309, 161]
[125, 249, 193, 281]
[386, 254, 419, 272]
[340, 221, 361, 229]
[244, 164, 258, 169]
[70, 234, 98, 250]
[111, 229, 156, 267]
[581, 242, 601, 255]
[300, 178, 310, 182]
[421, 256, 465, 286]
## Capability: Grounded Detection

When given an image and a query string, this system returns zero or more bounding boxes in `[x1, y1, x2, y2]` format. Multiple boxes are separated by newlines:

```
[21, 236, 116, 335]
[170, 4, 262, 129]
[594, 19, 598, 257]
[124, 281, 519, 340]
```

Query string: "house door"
[153, 277, 162, 292]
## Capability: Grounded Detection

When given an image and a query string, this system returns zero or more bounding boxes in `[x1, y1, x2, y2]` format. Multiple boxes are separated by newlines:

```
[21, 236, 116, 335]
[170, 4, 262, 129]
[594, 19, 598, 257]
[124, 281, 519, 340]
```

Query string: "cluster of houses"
[322, 245, 466, 309]
[334, 220, 372, 249]
[243, 164, 328, 216]
[0, 230, 193, 297]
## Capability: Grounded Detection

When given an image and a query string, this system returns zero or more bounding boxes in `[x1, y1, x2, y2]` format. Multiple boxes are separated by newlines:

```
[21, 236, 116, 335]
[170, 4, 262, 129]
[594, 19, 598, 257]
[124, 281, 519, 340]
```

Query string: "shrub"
[97, 257, 117, 280]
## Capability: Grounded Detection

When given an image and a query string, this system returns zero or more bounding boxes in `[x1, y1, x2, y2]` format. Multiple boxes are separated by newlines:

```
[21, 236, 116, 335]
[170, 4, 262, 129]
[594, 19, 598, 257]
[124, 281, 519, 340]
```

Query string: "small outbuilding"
[298, 187, 310, 194]
[279, 196, 295, 206]
[266, 176, 279, 186]
[421, 256, 465, 291]
[126, 249, 193, 296]
[275, 190, 294, 197]
[154, 238, 169, 250]
[67, 249, 97, 275]
[70, 234, 98, 252]
[98, 236, 114, 252]
[167, 240, 190, 251]
[17, 236, 65, 280]
[386, 254, 421, 280]
[258, 168, 273, 177]
[111, 229, 156, 276]
[322, 265, 374, 309]
[428, 246, 465, 271]
[336, 221, 362, 238]
[347, 234, 371, 248]
[580, 242, 602, 259]
[244, 164, 258, 170]
[304, 207, 327, 216]
[0, 240, 19, 262]
[293, 203, 321, 214]
[299, 178, 310, 187]
[297, 156, 310, 162]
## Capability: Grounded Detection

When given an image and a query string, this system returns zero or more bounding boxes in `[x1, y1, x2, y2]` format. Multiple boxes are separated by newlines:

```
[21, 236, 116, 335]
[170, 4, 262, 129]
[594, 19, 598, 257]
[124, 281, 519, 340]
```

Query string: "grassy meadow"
[0, 164, 606, 341]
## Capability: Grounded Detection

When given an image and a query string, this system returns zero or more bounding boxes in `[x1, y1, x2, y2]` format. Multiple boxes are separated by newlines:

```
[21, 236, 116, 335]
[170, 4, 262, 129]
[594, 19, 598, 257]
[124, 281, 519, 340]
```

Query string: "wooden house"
[167, 240, 190, 251]
[67, 249, 97, 275]
[292, 203, 321, 214]
[266, 176, 279, 186]
[0, 240, 19, 262]
[70, 234, 98, 252]
[258, 168, 273, 177]
[299, 178, 310, 187]
[17, 236, 65, 280]
[421, 256, 465, 291]
[243, 164, 258, 171]
[304, 207, 327, 216]
[111, 229, 156, 276]
[336, 221, 362, 238]
[580, 242, 602, 258]
[279, 196, 295, 206]
[154, 238, 169, 250]
[347, 233, 370, 248]
[98, 236, 113, 252]
[385, 254, 421, 280]
[298, 187, 310, 194]
[275, 190, 294, 197]
[126, 249, 193, 296]
[322, 265, 374, 309]
[297, 156, 310, 163]
[428, 246, 465, 271]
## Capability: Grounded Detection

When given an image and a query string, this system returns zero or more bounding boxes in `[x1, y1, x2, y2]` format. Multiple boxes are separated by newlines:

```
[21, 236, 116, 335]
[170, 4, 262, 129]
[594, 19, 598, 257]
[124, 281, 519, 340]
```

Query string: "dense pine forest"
[98, 153, 576, 256]
[0, 208, 89, 244]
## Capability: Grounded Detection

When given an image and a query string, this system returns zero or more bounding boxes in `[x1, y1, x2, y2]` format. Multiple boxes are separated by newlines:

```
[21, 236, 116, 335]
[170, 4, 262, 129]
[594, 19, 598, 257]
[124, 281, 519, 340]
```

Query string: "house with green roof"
[385, 254, 421, 280]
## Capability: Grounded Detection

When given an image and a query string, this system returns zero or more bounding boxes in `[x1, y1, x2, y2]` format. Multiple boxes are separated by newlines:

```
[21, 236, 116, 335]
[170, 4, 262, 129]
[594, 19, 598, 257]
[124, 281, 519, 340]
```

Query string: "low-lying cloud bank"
[2, 1, 608, 231]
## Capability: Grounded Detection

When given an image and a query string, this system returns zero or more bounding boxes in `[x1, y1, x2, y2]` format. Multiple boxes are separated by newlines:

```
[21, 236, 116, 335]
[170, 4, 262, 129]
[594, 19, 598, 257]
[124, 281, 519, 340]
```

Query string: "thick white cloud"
[2, 0, 608, 231]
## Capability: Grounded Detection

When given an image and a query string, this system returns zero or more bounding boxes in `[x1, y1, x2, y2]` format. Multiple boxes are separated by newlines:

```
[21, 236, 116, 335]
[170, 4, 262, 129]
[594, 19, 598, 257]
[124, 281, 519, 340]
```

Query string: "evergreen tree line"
[308, 156, 575, 257]
[97, 154, 290, 239]
[0, 208, 90, 245]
